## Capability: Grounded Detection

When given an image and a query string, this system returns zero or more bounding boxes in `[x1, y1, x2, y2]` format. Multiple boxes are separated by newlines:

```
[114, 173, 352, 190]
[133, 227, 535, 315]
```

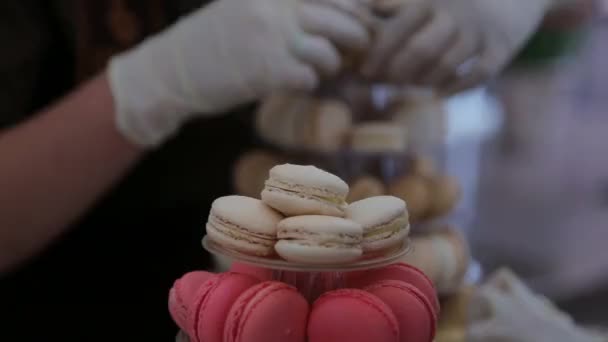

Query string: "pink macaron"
[308, 289, 400, 342]
[188, 272, 260, 342]
[365, 280, 436, 342]
[224, 281, 309, 342]
[346, 262, 440, 318]
[230, 263, 274, 281]
[169, 271, 217, 332]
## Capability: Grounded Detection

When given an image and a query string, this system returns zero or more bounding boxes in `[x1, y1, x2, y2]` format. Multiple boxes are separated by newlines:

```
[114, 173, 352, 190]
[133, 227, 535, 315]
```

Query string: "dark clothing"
[0, 1, 255, 340]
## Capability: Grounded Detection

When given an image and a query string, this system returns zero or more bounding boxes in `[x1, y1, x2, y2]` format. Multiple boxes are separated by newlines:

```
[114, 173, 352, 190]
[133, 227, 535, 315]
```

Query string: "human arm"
[0, 0, 371, 273]
[0, 75, 142, 273]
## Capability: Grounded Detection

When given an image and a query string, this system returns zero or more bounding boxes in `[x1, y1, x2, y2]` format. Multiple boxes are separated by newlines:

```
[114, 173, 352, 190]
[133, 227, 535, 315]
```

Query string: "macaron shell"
[347, 176, 386, 203]
[365, 280, 436, 342]
[261, 188, 345, 217]
[267, 164, 349, 196]
[190, 272, 260, 342]
[427, 176, 461, 218]
[362, 224, 409, 255]
[346, 196, 408, 231]
[402, 237, 441, 284]
[388, 175, 431, 223]
[350, 122, 407, 153]
[225, 281, 308, 342]
[310, 100, 352, 151]
[308, 289, 399, 342]
[441, 229, 470, 282]
[346, 263, 440, 318]
[169, 271, 217, 332]
[209, 196, 283, 236]
[275, 240, 362, 264]
[233, 150, 283, 199]
[206, 223, 275, 256]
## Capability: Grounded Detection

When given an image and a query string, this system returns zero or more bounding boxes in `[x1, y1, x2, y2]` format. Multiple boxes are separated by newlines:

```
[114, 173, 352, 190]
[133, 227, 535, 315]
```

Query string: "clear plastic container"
[203, 236, 410, 302]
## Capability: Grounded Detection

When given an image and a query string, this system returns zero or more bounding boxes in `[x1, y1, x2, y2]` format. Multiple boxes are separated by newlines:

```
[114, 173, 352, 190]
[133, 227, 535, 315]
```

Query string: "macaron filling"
[278, 229, 362, 246]
[364, 215, 409, 243]
[208, 214, 276, 246]
[264, 179, 346, 208]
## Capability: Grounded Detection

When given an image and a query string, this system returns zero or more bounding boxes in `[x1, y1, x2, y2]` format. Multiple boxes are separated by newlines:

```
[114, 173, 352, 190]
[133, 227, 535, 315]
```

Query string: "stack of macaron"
[168, 262, 439, 342]
[211, 163, 410, 265]
[233, 153, 461, 225]
[387, 156, 461, 224]
[256, 93, 353, 152]
[255, 93, 412, 154]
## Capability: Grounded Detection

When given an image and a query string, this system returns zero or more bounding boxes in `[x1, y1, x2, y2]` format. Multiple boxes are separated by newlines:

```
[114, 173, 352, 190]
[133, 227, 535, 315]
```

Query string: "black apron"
[0, 1, 256, 340]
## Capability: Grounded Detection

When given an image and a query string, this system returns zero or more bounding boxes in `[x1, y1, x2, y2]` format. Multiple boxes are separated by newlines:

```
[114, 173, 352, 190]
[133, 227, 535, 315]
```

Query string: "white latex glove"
[468, 269, 605, 342]
[109, 0, 372, 147]
[362, 0, 553, 94]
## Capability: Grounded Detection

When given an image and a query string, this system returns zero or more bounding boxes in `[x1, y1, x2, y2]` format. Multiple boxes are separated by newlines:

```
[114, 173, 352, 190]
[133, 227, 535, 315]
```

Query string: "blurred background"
[456, 1, 608, 326]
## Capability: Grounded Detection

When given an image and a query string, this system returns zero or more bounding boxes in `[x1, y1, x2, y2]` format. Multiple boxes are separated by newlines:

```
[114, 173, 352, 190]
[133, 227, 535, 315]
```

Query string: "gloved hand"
[109, 0, 372, 147]
[468, 269, 605, 342]
[362, 0, 554, 94]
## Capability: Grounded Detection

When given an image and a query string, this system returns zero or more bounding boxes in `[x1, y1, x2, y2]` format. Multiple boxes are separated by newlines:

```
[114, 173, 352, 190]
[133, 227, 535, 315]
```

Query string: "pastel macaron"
[308, 289, 399, 342]
[169, 271, 217, 332]
[187, 272, 260, 342]
[206, 195, 283, 256]
[275, 215, 363, 264]
[346, 196, 410, 256]
[345, 262, 440, 318]
[224, 281, 309, 342]
[365, 280, 436, 342]
[350, 121, 407, 153]
[261, 164, 349, 217]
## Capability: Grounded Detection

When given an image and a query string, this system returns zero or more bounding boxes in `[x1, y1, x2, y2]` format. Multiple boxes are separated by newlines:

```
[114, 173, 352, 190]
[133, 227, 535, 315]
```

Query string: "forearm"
[0, 74, 143, 273]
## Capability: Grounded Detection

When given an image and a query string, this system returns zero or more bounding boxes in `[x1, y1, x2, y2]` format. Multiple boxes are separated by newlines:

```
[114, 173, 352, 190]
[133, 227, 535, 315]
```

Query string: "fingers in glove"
[361, 0, 432, 77]
[291, 35, 342, 76]
[278, 59, 319, 92]
[298, 1, 372, 52]
[418, 26, 481, 86]
[387, 10, 458, 84]
[440, 36, 511, 95]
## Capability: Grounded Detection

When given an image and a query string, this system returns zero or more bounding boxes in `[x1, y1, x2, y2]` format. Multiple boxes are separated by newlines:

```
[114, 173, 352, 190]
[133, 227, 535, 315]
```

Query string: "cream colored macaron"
[206, 196, 283, 256]
[388, 174, 431, 223]
[275, 215, 363, 264]
[346, 196, 410, 256]
[302, 99, 353, 152]
[427, 175, 461, 218]
[233, 150, 283, 198]
[347, 176, 386, 203]
[261, 164, 349, 217]
[350, 121, 407, 153]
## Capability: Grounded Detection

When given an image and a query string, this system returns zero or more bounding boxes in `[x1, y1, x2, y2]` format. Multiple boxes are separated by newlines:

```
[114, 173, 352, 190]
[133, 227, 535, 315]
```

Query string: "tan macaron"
[427, 175, 461, 218]
[388, 174, 431, 223]
[233, 150, 283, 199]
[439, 228, 470, 290]
[347, 176, 386, 203]
[410, 155, 437, 178]
[302, 98, 353, 152]
[350, 121, 408, 153]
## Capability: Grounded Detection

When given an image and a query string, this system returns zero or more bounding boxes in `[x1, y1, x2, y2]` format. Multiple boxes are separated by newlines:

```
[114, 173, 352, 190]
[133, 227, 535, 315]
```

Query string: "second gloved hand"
[468, 269, 605, 342]
[109, 0, 372, 147]
[362, 0, 554, 94]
